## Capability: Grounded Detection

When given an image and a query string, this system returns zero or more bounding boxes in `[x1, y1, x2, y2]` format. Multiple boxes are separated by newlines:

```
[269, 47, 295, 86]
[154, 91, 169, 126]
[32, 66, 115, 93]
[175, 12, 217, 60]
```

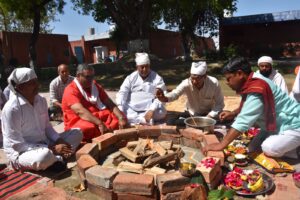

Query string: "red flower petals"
[199, 157, 216, 168]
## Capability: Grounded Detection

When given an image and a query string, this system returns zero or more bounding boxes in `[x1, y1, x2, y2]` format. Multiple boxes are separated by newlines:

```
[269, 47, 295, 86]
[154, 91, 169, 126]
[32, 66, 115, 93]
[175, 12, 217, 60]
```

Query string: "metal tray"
[236, 173, 275, 196]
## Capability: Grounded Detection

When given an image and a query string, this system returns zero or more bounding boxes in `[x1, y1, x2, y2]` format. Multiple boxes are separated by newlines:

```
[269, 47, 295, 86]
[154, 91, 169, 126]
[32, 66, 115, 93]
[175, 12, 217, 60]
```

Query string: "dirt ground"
[166, 95, 241, 112]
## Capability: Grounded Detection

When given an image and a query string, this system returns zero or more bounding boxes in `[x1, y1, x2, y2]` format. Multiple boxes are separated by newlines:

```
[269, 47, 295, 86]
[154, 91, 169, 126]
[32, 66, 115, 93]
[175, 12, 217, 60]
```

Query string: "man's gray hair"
[76, 63, 94, 75]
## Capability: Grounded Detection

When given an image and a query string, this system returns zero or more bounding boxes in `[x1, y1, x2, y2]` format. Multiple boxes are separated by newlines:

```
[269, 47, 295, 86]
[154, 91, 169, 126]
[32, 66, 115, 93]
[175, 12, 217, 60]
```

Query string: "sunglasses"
[80, 74, 94, 80]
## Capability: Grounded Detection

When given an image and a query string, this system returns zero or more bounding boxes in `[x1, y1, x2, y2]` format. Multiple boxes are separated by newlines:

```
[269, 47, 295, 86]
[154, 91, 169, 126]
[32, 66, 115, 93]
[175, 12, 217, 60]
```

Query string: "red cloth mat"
[0, 168, 42, 199]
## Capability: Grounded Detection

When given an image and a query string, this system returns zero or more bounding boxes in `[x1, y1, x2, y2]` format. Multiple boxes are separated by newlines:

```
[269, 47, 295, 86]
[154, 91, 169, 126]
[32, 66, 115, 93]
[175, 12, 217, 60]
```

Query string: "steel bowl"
[179, 162, 196, 177]
[184, 116, 216, 134]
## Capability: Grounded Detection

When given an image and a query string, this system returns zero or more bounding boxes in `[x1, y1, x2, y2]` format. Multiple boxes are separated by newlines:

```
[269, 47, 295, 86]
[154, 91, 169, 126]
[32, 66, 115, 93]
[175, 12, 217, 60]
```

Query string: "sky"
[51, 0, 300, 41]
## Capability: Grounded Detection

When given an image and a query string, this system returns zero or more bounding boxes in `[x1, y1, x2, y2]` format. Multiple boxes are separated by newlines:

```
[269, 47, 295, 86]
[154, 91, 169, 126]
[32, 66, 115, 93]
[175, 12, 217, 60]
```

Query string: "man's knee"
[261, 142, 284, 157]
[18, 148, 57, 170]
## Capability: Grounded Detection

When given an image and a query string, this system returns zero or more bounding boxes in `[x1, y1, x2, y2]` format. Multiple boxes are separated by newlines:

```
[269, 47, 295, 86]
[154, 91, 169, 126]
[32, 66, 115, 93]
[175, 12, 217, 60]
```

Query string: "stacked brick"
[75, 126, 227, 199]
[196, 157, 222, 189]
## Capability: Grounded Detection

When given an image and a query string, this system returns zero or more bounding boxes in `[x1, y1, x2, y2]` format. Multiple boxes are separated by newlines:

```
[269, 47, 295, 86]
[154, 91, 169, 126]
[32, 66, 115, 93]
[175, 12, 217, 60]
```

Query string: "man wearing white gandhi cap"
[116, 52, 167, 125]
[257, 56, 288, 93]
[2, 67, 82, 172]
[156, 61, 224, 126]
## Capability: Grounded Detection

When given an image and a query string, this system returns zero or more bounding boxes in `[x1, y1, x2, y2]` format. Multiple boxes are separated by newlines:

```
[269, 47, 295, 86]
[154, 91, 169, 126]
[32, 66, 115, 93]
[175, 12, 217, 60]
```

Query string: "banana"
[248, 176, 264, 192]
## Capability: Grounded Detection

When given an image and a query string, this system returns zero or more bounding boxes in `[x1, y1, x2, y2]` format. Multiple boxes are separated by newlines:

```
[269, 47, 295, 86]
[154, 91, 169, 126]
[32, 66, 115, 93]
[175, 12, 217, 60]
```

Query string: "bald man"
[49, 64, 74, 120]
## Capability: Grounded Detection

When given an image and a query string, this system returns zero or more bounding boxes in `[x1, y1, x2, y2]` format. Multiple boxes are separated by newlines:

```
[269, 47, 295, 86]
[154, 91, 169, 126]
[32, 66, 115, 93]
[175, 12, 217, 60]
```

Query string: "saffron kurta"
[62, 81, 119, 141]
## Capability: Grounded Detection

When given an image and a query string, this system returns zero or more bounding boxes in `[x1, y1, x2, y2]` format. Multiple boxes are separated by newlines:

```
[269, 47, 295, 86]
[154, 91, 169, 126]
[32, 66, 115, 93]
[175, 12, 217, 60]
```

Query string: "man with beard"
[257, 56, 288, 93]
[204, 57, 300, 159]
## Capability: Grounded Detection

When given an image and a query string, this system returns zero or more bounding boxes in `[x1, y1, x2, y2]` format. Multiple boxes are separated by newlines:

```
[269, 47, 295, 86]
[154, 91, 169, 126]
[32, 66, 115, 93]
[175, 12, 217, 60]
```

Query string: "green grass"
[38, 60, 297, 96]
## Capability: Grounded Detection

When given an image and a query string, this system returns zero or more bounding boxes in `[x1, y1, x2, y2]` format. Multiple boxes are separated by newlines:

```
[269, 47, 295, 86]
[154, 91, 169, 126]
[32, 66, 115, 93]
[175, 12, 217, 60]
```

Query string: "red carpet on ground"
[0, 169, 42, 199]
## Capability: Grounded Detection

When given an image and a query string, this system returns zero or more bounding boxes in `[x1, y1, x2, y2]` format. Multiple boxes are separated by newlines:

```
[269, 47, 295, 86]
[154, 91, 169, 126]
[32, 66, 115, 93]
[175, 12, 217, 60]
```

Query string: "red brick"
[137, 125, 162, 138]
[179, 128, 205, 141]
[8, 184, 80, 200]
[203, 134, 220, 146]
[269, 174, 300, 200]
[156, 172, 190, 194]
[87, 182, 117, 200]
[180, 137, 202, 149]
[98, 139, 128, 160]
[206, 151, 225, 166]
[117, 191, 158, 200]
[114, 128, 138, 141]
[196, 157, 221, 183]
[86, 165, 119, 189]
[92, 133, 118, 150]
[160, 125, 178, 134]
[75, 143, 99, 160]
[157, 133, 182, 144]
[161, 190, 183, 200]
[76, 155, 98, 180]
[113, 173, 154, 195]
[207, 168, 222, 190]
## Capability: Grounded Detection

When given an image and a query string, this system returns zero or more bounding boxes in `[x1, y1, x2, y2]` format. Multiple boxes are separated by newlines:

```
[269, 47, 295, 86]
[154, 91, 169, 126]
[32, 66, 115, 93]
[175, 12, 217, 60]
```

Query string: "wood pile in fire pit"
[110, 138, 184, 174]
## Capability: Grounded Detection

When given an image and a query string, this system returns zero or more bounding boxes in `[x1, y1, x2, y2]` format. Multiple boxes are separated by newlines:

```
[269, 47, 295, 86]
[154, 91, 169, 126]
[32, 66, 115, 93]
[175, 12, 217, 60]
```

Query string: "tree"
[71, 0, 162, 51]
[0, 9, 57, 33]
[0, 0, 65, 70]
[109, 25, 126, 59]
[162, 0, 237, 59]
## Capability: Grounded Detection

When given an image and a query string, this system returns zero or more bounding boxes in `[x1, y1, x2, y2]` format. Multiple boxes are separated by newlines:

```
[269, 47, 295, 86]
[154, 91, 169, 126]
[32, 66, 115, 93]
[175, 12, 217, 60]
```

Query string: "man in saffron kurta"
[62, 64, 127, 142]
[204, 57, 300, 159]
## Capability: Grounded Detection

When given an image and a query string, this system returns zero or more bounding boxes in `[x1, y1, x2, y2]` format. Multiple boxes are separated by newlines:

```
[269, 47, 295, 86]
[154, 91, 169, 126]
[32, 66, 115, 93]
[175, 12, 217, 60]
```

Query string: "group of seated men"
[1, 53, 300, 172]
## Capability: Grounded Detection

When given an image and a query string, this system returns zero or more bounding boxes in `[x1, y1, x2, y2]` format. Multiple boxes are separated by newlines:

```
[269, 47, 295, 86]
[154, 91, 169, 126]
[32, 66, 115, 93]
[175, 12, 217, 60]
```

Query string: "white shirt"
[116, 70, 166, 112]
[165, 76, 224, 117]
[290, 68, 300, 103]
[257, 69, 288, 94]
[49, 75, 74, 106]
[2, 93, 60, 161]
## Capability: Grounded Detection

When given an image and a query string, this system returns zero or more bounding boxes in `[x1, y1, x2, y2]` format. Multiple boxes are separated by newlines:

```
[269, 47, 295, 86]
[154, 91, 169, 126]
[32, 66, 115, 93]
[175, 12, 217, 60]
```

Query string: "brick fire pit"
[75, 125, 225, 200]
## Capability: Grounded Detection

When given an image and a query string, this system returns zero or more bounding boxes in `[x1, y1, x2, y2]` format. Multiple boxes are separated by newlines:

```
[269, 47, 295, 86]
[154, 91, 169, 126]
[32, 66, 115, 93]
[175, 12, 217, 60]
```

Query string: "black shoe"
[47, 161, 67, 172]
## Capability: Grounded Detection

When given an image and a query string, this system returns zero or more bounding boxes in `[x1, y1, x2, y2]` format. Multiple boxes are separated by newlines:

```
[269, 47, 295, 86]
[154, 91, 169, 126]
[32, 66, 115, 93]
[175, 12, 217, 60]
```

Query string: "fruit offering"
[224, 168, 265, 193]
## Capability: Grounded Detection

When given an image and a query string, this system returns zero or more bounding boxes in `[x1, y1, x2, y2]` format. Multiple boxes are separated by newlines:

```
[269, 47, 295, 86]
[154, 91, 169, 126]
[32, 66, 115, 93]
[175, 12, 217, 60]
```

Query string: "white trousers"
[249, 129, 300, 158]
[121, 104, 167, 125]
[15, 129, 82, 171]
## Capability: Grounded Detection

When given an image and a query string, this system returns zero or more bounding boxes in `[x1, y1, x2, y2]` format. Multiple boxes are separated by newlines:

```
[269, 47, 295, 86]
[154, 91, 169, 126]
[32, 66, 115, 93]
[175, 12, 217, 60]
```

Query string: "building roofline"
[222, 10, 300, 25]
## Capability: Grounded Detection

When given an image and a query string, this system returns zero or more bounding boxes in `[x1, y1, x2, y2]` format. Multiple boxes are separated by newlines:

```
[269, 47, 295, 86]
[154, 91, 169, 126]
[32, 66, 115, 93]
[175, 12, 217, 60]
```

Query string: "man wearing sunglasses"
[62, 64, 127, 142]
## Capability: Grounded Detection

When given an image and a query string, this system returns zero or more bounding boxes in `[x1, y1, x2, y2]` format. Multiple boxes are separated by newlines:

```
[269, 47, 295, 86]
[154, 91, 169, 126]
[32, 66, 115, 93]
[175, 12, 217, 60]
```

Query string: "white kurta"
[290, 68, 300, 103]
[165, 76, 224, 118]
[2, 93, 82, 170]
[116, 70, 167, 124]
[257, 69, 288, 94]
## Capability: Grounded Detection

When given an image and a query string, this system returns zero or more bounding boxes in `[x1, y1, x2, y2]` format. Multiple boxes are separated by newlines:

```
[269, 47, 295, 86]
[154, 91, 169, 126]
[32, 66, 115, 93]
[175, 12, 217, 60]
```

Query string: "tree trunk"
[29, 5, 41, 71]
[181, 32, 191, 61]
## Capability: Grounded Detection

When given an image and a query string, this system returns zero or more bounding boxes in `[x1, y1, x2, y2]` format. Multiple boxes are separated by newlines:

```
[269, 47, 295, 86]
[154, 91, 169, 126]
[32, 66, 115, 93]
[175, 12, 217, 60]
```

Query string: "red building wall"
[220, 20, 300, 58]
[70, 37, 117, 64]
[69, 29, 215, 64]
[0, 31, 70, 68]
